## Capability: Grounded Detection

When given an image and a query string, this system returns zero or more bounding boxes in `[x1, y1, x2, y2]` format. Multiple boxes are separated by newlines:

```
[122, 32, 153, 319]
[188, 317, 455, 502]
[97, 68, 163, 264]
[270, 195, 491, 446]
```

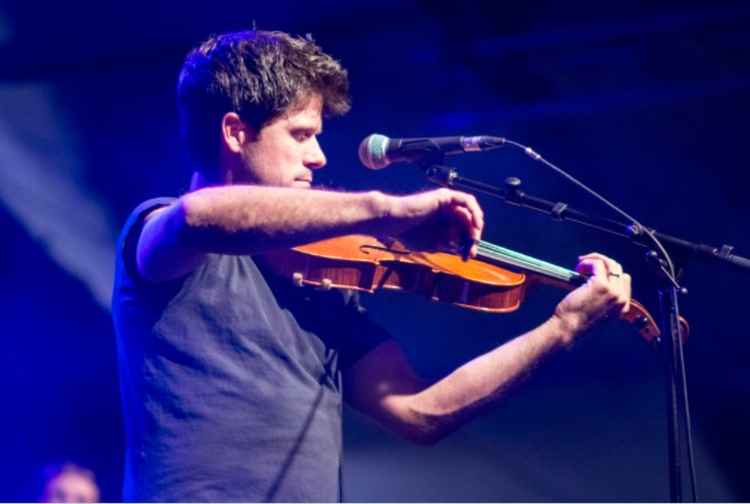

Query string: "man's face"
[238, 94, 326, 188]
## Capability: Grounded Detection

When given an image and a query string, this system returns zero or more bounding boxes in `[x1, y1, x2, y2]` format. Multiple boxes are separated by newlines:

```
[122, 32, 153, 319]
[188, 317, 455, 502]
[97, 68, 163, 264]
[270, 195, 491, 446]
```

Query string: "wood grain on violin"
[261, 234, 688, 345]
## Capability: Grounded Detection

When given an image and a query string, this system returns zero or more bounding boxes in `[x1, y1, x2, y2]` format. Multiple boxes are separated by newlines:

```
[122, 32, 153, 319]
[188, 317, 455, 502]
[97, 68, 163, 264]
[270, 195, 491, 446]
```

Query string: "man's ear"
[220, 112, 254, 153]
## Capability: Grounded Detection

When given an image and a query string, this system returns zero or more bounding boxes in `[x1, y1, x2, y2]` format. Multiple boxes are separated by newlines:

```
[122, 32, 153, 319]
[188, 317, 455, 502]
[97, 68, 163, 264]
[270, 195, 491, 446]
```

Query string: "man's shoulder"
[120, 197, 178, 238]
[114, 197, 179, 289]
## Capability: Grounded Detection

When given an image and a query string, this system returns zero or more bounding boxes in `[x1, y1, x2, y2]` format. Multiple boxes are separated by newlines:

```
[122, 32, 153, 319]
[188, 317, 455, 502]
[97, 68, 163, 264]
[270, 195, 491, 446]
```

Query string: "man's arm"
[344, 254, 631, 444]
[137, 185, 483, 282]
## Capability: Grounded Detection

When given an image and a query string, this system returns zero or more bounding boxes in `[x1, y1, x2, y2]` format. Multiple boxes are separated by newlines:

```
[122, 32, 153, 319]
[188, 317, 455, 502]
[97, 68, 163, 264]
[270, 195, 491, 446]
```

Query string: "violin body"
[265, 235, 528, 311]
[262, 234, 687, 345]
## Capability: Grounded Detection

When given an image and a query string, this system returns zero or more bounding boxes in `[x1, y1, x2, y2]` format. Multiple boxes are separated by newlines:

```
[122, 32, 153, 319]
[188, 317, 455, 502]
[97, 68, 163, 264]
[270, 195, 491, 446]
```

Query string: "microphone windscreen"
[358, 134, 390, 170]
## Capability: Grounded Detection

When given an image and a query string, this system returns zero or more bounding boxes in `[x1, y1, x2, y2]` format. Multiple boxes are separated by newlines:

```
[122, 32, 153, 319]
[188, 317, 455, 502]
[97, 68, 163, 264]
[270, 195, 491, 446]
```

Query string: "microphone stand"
[421, 160, 750, 503]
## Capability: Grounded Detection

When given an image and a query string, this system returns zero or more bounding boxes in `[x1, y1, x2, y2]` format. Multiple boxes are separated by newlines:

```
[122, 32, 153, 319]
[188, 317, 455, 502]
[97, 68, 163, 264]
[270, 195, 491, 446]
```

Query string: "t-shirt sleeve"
[117, 197, 177, 284]
[334, 290, 391, 370]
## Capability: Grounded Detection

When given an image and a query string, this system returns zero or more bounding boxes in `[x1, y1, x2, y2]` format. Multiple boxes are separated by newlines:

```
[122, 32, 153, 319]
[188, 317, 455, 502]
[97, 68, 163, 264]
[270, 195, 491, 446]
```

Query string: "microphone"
[358, 133, 506, 170]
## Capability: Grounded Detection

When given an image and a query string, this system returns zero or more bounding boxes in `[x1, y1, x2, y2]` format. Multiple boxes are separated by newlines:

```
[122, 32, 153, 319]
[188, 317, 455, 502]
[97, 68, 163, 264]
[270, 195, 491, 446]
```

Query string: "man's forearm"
[398, 315, 574, 443]
[351, 253, 627, 446]
[178, 185, 389, 254]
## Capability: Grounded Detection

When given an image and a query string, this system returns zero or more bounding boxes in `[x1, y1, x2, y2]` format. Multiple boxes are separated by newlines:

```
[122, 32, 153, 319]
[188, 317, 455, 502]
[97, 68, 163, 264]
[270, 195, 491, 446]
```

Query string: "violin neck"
[477, 240, 585, 287]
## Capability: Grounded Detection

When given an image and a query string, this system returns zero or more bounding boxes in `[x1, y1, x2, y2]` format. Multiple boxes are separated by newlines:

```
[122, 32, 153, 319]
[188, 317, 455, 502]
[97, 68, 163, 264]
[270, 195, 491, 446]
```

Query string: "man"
[112, 30, 631, 501]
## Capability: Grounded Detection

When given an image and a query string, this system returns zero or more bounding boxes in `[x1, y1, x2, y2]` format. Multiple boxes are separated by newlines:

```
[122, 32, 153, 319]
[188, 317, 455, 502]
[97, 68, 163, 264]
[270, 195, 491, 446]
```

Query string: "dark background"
[1, 1, 748, 501]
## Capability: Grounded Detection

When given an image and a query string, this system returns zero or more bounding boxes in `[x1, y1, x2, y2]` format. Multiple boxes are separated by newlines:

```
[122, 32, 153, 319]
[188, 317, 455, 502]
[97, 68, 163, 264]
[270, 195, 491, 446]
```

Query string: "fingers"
[393, 188, 484, 258]
[576, 252, 631, 315]
[434, 189, 484, 258]
[576, 255, 609, 279]
[451, 206, 479, 258]
[621, 272, 632, 314]
[578, 252, 622, 277]
[452, 205, 475, 235]
[442, 189, 484, 237]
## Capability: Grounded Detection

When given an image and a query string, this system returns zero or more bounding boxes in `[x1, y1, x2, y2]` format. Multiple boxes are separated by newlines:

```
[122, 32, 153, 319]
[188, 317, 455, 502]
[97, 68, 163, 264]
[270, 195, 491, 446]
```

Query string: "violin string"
[477, 242, 561, 277]
[477, 241, 580, 283]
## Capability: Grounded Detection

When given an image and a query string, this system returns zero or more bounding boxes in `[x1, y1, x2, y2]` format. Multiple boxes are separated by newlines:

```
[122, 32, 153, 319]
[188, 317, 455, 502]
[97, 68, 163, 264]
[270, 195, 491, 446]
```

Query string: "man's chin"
[291, 181, 312, 189]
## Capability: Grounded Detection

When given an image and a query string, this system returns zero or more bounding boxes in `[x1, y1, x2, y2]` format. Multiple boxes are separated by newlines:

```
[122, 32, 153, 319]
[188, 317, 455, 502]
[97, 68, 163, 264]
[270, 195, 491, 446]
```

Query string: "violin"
[262, 234, 688, 344]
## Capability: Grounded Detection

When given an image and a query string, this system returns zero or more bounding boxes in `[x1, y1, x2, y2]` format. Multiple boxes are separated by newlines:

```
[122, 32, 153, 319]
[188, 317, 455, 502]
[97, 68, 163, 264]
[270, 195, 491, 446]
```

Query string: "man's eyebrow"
[291, 125, 323, 135]
[302, 124, 324, 134]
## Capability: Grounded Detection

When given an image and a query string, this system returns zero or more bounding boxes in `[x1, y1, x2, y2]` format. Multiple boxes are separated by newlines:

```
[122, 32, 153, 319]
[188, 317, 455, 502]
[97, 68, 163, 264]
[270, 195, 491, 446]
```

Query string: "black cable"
[503, 138, 698, 501]
[504, 139, 679, 282]
[676, 314, 699, 502]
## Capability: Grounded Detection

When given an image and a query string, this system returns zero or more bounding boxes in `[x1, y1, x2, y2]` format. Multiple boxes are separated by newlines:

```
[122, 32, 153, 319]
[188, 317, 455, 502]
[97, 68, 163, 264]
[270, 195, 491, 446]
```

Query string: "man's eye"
[294, 131, 312, 142]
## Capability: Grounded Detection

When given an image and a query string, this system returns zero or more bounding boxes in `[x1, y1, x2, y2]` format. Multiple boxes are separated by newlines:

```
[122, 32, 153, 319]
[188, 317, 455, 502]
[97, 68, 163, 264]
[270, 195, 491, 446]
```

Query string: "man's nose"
[305, 136, 327, 169]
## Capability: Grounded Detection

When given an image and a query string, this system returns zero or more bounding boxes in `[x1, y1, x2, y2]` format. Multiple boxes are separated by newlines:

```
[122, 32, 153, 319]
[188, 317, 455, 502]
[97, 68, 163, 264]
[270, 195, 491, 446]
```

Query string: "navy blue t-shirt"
[112, 198, 390, 502]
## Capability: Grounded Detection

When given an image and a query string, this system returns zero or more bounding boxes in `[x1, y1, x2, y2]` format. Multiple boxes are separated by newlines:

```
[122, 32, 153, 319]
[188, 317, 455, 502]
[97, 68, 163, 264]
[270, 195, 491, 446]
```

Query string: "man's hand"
[383, 188, 484, 258]
[553, 253, 632, 345]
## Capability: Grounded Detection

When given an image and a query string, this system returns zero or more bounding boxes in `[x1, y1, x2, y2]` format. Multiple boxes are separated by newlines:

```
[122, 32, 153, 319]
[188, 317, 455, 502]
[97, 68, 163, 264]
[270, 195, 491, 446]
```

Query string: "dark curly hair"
[177, 30, 351, 170]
